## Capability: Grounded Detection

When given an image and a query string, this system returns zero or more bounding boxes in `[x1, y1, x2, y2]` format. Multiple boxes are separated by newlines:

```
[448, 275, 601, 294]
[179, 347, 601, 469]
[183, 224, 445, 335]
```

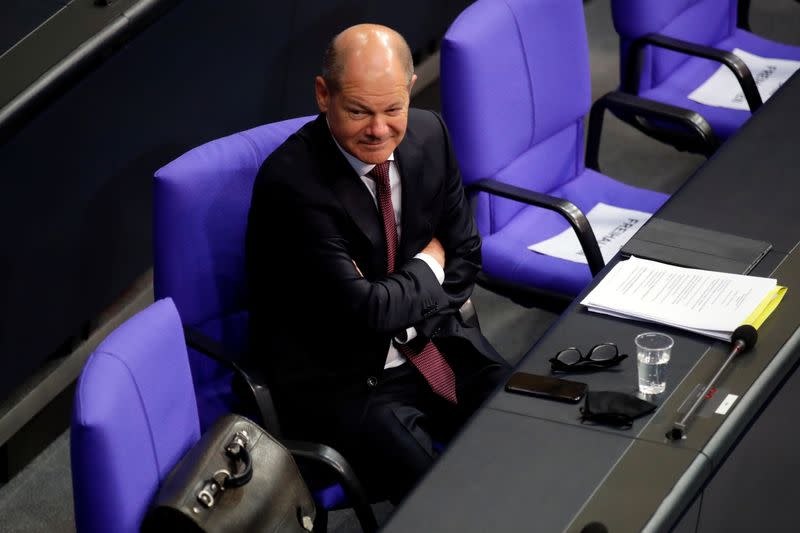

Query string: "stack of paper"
[581, 257, 786, 340]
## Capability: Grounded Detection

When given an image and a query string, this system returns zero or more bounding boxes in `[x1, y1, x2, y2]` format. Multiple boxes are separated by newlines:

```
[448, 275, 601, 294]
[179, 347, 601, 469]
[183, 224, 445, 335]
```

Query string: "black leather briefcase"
[141, 414, 315, 533]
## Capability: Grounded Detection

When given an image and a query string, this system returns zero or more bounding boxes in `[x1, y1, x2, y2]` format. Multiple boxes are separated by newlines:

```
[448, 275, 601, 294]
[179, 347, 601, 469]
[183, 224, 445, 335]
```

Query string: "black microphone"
[668, 324, 758, 440]
[731, 324, 758, 354]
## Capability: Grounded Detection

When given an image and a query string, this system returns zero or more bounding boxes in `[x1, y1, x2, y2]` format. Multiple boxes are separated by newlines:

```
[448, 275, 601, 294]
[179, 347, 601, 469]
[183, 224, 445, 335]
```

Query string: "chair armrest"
[183, 324, 245, 364]
[467, 178, 604, 276]
[626, 33, 762, 112]
[284, 439, 378, 533]
[183, 325, 283, 436]
[586, 90, 719, 169]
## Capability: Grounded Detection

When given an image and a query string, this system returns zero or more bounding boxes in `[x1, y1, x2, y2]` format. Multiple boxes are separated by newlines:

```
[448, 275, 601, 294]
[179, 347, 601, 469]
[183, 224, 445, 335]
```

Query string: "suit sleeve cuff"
[394, 326, 418, 345]
[414, 252, 445, 285]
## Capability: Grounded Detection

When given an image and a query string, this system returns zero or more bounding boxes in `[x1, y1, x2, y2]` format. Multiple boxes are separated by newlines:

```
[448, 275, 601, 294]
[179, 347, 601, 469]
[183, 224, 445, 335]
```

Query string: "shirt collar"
[327, 117, 394, 177]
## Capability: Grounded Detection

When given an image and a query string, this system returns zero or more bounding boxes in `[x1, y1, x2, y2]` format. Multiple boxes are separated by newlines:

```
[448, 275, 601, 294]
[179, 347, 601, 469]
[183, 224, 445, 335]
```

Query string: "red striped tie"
[368, 161, 458, 404]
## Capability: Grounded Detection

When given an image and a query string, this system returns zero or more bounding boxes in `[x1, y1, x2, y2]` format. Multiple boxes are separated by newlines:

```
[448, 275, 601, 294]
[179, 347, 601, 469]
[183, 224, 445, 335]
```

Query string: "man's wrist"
[414, 252, 445, 284]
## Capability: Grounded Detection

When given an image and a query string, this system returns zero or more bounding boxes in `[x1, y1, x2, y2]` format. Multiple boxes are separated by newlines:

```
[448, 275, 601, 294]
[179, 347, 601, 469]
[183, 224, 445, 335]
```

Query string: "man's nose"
[367, 115, 389, 138]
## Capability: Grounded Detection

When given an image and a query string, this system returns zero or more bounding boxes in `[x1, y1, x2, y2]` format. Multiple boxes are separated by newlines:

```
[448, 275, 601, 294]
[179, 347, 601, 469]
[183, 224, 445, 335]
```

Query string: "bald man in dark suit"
[246, 24, 510, 501]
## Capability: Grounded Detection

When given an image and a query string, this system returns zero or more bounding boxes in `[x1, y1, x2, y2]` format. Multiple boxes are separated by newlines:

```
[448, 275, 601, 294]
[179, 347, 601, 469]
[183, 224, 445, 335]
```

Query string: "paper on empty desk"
[528, 203, 652, 264]
[581, 256, 784, 340]
[688, 48, 800, 110]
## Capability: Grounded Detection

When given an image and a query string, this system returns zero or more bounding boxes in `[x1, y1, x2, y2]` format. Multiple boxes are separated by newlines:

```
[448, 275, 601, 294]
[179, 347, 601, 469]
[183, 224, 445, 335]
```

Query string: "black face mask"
[579, 391, 657, 429]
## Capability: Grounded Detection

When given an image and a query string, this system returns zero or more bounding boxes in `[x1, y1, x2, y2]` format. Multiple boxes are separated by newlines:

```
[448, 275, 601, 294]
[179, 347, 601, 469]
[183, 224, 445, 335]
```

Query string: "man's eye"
[349, 109, 366, 117]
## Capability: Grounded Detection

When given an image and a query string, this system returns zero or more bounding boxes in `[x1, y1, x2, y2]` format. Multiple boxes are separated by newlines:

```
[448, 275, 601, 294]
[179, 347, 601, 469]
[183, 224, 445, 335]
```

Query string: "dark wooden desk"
[385, 73, 800, 532]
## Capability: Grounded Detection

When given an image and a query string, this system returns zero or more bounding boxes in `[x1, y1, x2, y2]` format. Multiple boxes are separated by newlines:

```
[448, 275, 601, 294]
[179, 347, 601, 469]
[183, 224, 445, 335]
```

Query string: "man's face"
[316, 62, 416, 164]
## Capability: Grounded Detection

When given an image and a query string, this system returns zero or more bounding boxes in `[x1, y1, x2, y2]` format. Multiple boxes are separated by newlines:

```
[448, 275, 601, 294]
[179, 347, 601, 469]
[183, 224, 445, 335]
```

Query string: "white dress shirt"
[331, 136, 445, 369]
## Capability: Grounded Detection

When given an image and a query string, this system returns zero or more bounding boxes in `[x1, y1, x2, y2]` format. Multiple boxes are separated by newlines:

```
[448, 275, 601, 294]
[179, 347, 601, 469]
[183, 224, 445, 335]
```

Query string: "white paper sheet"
[528, 203, 652, 264]
[580, 257, 777, 340]
[688, 48, 800, 110]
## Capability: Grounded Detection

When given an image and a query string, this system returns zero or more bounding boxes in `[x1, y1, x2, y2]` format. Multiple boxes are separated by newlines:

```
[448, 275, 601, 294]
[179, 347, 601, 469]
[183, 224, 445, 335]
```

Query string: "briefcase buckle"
[196, 469, 232, 508]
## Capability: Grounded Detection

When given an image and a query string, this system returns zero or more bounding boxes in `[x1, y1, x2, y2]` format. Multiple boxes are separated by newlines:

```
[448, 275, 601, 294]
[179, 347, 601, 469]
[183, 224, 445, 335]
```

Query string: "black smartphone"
[505, 372, 587, 403]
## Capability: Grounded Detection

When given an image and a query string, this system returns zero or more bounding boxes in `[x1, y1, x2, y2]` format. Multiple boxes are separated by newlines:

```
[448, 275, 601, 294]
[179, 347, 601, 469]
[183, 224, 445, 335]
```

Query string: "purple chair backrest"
[612, 0, 738, 90]
[441, 0, 591, 235]
[153, 116, 314, 351]
[71, 298, 200, 533]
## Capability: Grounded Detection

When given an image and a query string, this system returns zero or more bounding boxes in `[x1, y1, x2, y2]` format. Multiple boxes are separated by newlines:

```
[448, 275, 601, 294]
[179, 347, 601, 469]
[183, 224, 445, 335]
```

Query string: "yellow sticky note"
[744, 286, 787, 330]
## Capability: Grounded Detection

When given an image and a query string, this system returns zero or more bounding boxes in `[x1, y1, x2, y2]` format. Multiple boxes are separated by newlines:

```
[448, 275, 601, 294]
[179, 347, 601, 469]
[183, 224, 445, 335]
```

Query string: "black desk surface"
[385, 73, 800, 532]
[654, 71, 800, 256]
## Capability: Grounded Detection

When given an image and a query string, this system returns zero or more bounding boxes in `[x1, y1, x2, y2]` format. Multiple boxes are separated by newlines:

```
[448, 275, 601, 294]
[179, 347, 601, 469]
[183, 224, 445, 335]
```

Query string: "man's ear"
[407, 73, 418, 94]
[315, 76, 330, 113]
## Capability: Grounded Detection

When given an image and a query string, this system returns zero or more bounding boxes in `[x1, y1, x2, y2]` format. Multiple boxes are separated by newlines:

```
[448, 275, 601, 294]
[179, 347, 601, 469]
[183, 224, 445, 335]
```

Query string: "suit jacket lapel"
[395, 128, 428, 264]
[311, 115, 386, 266]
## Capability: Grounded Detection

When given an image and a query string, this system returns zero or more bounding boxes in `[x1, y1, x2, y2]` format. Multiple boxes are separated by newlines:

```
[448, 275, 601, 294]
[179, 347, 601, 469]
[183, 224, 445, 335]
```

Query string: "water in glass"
[637, 350, 670, 394]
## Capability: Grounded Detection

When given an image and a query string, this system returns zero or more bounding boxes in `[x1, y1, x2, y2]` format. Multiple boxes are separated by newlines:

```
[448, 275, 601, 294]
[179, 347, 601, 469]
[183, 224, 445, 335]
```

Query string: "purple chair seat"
[613, 0, 800, 141]
[483, 169, 667, 296]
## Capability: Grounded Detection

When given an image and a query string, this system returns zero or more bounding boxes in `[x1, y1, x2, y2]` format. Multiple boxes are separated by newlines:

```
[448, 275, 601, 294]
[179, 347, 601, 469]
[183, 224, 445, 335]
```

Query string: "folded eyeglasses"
[549, 343, 627, 372]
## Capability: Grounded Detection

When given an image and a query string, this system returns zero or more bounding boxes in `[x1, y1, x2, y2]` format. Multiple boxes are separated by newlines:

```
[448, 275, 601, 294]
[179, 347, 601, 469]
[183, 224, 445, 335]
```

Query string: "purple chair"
[153, 117, 377, 533]
[612, 0, 800, 142]
[441, 0, 710, 309]
[154, 116, 313, 431]
[71, 298, 200, 533]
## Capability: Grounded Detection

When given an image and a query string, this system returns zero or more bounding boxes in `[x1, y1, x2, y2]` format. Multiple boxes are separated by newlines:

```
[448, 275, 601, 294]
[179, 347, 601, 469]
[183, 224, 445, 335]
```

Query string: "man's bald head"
[321, 24, 414, 93]
[315, 24, 416, 164]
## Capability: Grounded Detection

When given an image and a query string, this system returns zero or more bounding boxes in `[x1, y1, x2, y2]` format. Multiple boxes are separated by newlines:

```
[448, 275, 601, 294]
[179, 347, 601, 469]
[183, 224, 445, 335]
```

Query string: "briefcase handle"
[224, 430, 253, 487]
[196, 429, 254, 508]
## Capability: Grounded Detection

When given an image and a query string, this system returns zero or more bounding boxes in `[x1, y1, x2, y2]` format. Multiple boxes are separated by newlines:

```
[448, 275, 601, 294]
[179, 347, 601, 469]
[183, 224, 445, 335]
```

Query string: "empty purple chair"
[612, 0, 800, 141]
[441, 0, 699, 308]
[71, 298, 200, 533]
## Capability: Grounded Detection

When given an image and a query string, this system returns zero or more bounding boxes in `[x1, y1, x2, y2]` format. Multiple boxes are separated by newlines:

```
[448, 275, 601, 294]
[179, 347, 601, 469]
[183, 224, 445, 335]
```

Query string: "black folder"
[620, 218, 772, 275]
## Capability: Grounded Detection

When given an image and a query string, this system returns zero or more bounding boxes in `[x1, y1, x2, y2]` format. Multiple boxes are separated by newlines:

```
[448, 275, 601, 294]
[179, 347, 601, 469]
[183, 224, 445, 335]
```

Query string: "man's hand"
[421, 237, 445, 269]
[353, 239, 443, 278]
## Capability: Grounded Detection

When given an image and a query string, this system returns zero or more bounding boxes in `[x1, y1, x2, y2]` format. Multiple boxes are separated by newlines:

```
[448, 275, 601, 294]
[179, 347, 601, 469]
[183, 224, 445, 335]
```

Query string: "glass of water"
[635, 332, 674, 395]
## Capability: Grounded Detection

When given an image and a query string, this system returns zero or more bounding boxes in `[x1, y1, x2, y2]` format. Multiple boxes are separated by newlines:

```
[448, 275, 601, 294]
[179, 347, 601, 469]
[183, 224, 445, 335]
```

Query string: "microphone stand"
[668, 325, 757, 440]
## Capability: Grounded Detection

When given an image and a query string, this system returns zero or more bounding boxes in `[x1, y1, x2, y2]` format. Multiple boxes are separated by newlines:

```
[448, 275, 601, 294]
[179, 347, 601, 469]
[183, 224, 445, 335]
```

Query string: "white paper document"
[528, 203, 652, 264]
[580, 257, 778, 340]
[688, 48, 800, 110]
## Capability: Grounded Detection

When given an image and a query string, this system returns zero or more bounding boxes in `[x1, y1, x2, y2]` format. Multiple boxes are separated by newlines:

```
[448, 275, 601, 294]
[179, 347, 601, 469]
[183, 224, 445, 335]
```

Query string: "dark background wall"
[0, 0, 472, 403]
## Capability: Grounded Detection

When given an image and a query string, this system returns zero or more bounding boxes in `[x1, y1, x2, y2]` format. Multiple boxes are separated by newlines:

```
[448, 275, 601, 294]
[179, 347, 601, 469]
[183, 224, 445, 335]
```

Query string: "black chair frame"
[586, 90, 720, 165]
[738, 0, 752, 31]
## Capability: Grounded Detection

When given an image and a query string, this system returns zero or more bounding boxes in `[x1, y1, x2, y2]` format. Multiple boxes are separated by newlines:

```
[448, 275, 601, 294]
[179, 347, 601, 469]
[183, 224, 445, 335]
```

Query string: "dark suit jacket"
[246, 109, 502, 438]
